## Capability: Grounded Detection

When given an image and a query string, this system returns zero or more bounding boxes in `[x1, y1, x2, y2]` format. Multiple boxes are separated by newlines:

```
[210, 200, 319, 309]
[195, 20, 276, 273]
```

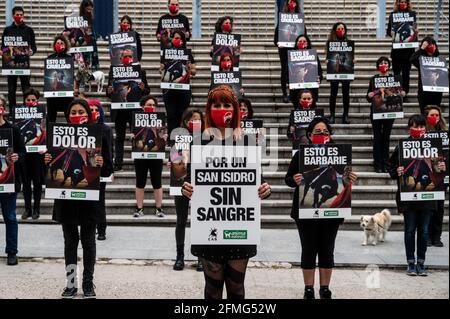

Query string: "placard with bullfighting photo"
[399, 138, 446, 201]
[425, 131, 449, 185]
[131, 112, 167, 160]
[110, 64, 142, 109]
[288, 49, 319, 89]
[419, 56, 449, 93]
[1, 34, 31, 75]
[326, 40, 355, 80]
[45, 123, 102, 201]
[160, 48, 192, 90]
[391, 11, 418, 49]
[211, 33, 241, 72]
[65, 15, 94, 53]
[43, 57, 74, 98]
[0, 128, 15, 193]
[298, 144, 353, 219]
[11, 104, 46, 153]
[108, 31, 139, 66]
[210, 71, 242, 100]
[277, 13, 305, 48]
[190, 145, 261, 245]
[371, 75, 404, 120]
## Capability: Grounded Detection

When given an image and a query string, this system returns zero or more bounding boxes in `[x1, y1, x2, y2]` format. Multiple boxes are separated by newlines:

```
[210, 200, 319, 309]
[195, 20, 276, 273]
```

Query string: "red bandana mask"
[211, 109, 234, 128]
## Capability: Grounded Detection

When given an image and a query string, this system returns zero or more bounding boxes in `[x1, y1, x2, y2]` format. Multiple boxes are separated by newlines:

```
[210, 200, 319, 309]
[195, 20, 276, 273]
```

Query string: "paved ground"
[0, 225, 448, 267]
[0, 260, 448, 299]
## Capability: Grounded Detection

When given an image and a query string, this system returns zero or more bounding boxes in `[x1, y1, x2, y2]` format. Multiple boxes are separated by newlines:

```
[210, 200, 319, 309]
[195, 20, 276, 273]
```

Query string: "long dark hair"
[239, 98, 254, 119]
[181, 108, 204, 131]
[215, 16, 233, 33]
[294, 34, 312, 49]
[66, 99, 93, 124]
[52, 35, 70, 54]
[80, 0, 94, 22]
[420, 36, 440, 56]
[171, 29, 187, 48]
[120, 15, 134, 31]
[282, 0, 300, 13]
[328, 22, 349, 41]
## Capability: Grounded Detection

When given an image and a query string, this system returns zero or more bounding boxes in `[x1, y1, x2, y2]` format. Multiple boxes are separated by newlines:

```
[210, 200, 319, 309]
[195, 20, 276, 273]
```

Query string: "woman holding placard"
[118, 15, 142, 62]
[285, 117, 358, 299]
[181, 85, 272, 299]
[44, 99, 113, 299]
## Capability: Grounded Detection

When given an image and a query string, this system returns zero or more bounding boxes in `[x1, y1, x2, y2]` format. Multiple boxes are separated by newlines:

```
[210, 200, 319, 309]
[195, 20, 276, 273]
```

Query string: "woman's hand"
[44, 153, 52, 165]
[182, 182, 193, 199]
[368, 92, 375, 98]
[294, 173, 302, 186]
[437, 161, 446, 172]
[95, 155, 103, 167]
[167, 161, 172, 168]
[397, 166, 404, 176]
[106, 86, 113, 95]
[139, 82, 145, 91]
[421, 40, 429, 50]
[401, 90, 406, 97]
[7, 153, 19, 164]
[258, 182, 271, 199]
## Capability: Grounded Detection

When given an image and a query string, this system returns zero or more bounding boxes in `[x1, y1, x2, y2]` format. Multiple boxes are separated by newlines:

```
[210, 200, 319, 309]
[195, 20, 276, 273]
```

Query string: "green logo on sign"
[126, 104, 135, 108]
[0, 186, 4, 192]
[324, 210, 339, 217]
[58, 92, 66, 97]
[147, 154, 157, 159]
[387, 113, 396, 118]
[71, 191, 86, 199]
[223, 230, 248, 240]
[27, 147, 38, 152]
[422, 194, 434, 199]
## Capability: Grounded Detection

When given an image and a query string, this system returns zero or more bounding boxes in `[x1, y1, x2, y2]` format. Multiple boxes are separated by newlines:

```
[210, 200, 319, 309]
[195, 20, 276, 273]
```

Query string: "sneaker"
[433, 240, 444, 247]
[155, 208, 165, 218]
[133, 207, 144, 218]
[113, 163, 122, 172]
[173, 255, 185, 271]
[416, 263, 428, 276]
[61, 287, 78, 299]
[97, 233, 106, 241]
[21, 208, 32, 220]
[196, 259, 204, 272]
[7, 254, 18, 266]
[32, 208, 40, 220]
[82, 282, 96, 299]
[303, 287, 315, 299]
[282, 94, 289, 103]
[319, 287, 332, 299]
[427, 239, 433, 247]
[406, 263, 417, 276]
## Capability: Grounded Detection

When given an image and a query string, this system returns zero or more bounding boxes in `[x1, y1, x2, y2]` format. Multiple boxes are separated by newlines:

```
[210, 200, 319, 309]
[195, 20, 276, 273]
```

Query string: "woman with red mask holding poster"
[285, 117, 358, 299]
[44, 99, 113, 299]
[181, 85, 272, 299]
[118, 15, 142, 62]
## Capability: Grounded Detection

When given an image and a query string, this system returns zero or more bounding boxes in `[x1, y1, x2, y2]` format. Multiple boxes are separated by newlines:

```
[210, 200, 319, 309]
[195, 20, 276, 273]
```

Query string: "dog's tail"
[381, 209, 392, 227]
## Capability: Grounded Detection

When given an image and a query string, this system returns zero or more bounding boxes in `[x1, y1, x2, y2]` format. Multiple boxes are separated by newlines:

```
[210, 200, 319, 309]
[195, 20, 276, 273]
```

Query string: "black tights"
[201, 258, 249, 300]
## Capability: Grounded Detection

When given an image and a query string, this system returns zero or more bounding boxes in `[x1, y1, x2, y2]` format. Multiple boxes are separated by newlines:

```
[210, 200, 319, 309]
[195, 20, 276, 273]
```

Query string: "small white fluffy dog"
[88, 71, 105, 92]
[360, 209, 392, 246]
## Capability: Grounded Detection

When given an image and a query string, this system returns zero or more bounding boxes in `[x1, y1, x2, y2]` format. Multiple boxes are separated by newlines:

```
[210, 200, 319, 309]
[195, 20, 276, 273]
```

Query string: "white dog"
[88, 71, 105, 93]
[360, 209, 392, 246]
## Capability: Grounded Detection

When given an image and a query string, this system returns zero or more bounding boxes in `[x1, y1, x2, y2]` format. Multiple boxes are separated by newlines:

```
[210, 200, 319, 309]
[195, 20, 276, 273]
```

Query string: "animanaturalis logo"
[223, 230, 247, 240]
[421, 193, 434, 199]
[324, 210, 339, 217]
[71, 191, 86, 199]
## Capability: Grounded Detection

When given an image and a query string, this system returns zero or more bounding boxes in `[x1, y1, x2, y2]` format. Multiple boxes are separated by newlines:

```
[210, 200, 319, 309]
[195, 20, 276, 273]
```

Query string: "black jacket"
[52, 125, 113, 225]
[0, 120, 26, 193]
[386, 11, 416, 60]
[410, 48, 442, 95]
[1, 23, 37, 67]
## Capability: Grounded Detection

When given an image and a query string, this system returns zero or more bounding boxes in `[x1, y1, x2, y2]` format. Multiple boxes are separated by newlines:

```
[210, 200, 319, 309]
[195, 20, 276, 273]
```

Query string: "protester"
[388, 114, 446, 276]
[0, 94, 25, 266]
[44, 99, 113, 298]
[287, 89, 317, 145]
[285, 117, 358, 299]
[1, 6, 36, 107]
[156, 0, 191, 49]
[181, 85, 272, 299]
[119, 15, 143, 61]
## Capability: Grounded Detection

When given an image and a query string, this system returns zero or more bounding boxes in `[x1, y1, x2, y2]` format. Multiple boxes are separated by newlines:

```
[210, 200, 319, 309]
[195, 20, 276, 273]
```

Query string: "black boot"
[328, 115, 335, 124]
[32, 208, 40, 220]
[319, 286, 332, 299]
[303, 286, 315, 299]
[342, 114, 350, 124]
[82, 280, 96, 299]
[21, 208, 32, 220]
[196, 258, 204, 272]
[173, 254, 185, 271]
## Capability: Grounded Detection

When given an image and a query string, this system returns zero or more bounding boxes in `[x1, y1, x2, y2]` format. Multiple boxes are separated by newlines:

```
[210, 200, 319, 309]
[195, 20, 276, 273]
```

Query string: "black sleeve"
[156, 17, 163, 38]
[100, 127, 114, 177]
[386, 12, 393, 37]
[29, 26, 37, 54]
[274, 25, 278, 46]
[140, 70, 150, 96]
[287, 112, 294, 139]
[387, 145, 400, 180]
[285, 151, 300, 188]
[210, 36, 214, 57]
[190, 52, 196, 65]
[366, 76, 375, 103]
[12, 125, 26, 163]
[136, 32, 143, 61]
[106, 66, 113, 97]
[1, 27, 7, 50]
[317, 55, 323, 82]
[184, 16, 191, 40]
[410, 48, 424, 69]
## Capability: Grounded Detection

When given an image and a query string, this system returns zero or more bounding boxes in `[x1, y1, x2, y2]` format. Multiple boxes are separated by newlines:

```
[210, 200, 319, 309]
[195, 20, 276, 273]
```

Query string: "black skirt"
[191, 245, 257, 263]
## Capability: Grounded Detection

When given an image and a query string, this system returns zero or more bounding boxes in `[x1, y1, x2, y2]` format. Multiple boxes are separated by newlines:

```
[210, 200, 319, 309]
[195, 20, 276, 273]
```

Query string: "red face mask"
[169, 5, 178, 14]
[299, 99, 312, 109]
[410, 127, 426, 139]
[426, 44, 436, 55]
[14, 16, 23, 24]
[25, 101, 38, 107]
[120, 23, 131, 32]
[188, 120, 201, 132]
[378, 64, 389, 73]
[211, 109, 234, 128]
[288, 1, 297, 10]
[0, 106, 5, 115]
[54, 43, 65, 53]
[297, 42, 307, 50]
[143, 106, 156, 113]
[311, 134, 330, 145]
[172, 38, 183, 48]
[427, 116, 440, 127]
[240, 111, 248, 120]
[399, 2, 408, 10]
[336, 29, 346, 38]
[121, 56, 133, 65]
[69, 114, 89, 124]
[222, 23, 232, 33]
[220, 61, 232, 70]
[91, 111, 100, 122]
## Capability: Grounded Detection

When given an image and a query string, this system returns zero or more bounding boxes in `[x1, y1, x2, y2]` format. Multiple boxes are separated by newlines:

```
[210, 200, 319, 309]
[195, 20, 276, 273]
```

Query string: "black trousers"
[47, 97, 74, 123]
[329, 80, 350, 117]
[22, 153, 45, 211]
[163, 90, 191, 135]
[97, 183, 107, 235]
[278, 48, 289, 95]
[175, 195, 190, 255]
[392, 57, 412, 95]
[296, 219, 340, 269]
[62, 223, 96, 283]
[371, 118, 395, 169]
[7, 75, 30, 107]
[113, 109, 133, 165]
[429, 200, 445, 242]
[418, 91, 443, 115]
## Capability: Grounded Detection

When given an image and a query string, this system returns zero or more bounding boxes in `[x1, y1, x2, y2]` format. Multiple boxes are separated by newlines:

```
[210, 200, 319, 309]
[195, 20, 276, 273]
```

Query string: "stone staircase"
[0, 0, 448, 229]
